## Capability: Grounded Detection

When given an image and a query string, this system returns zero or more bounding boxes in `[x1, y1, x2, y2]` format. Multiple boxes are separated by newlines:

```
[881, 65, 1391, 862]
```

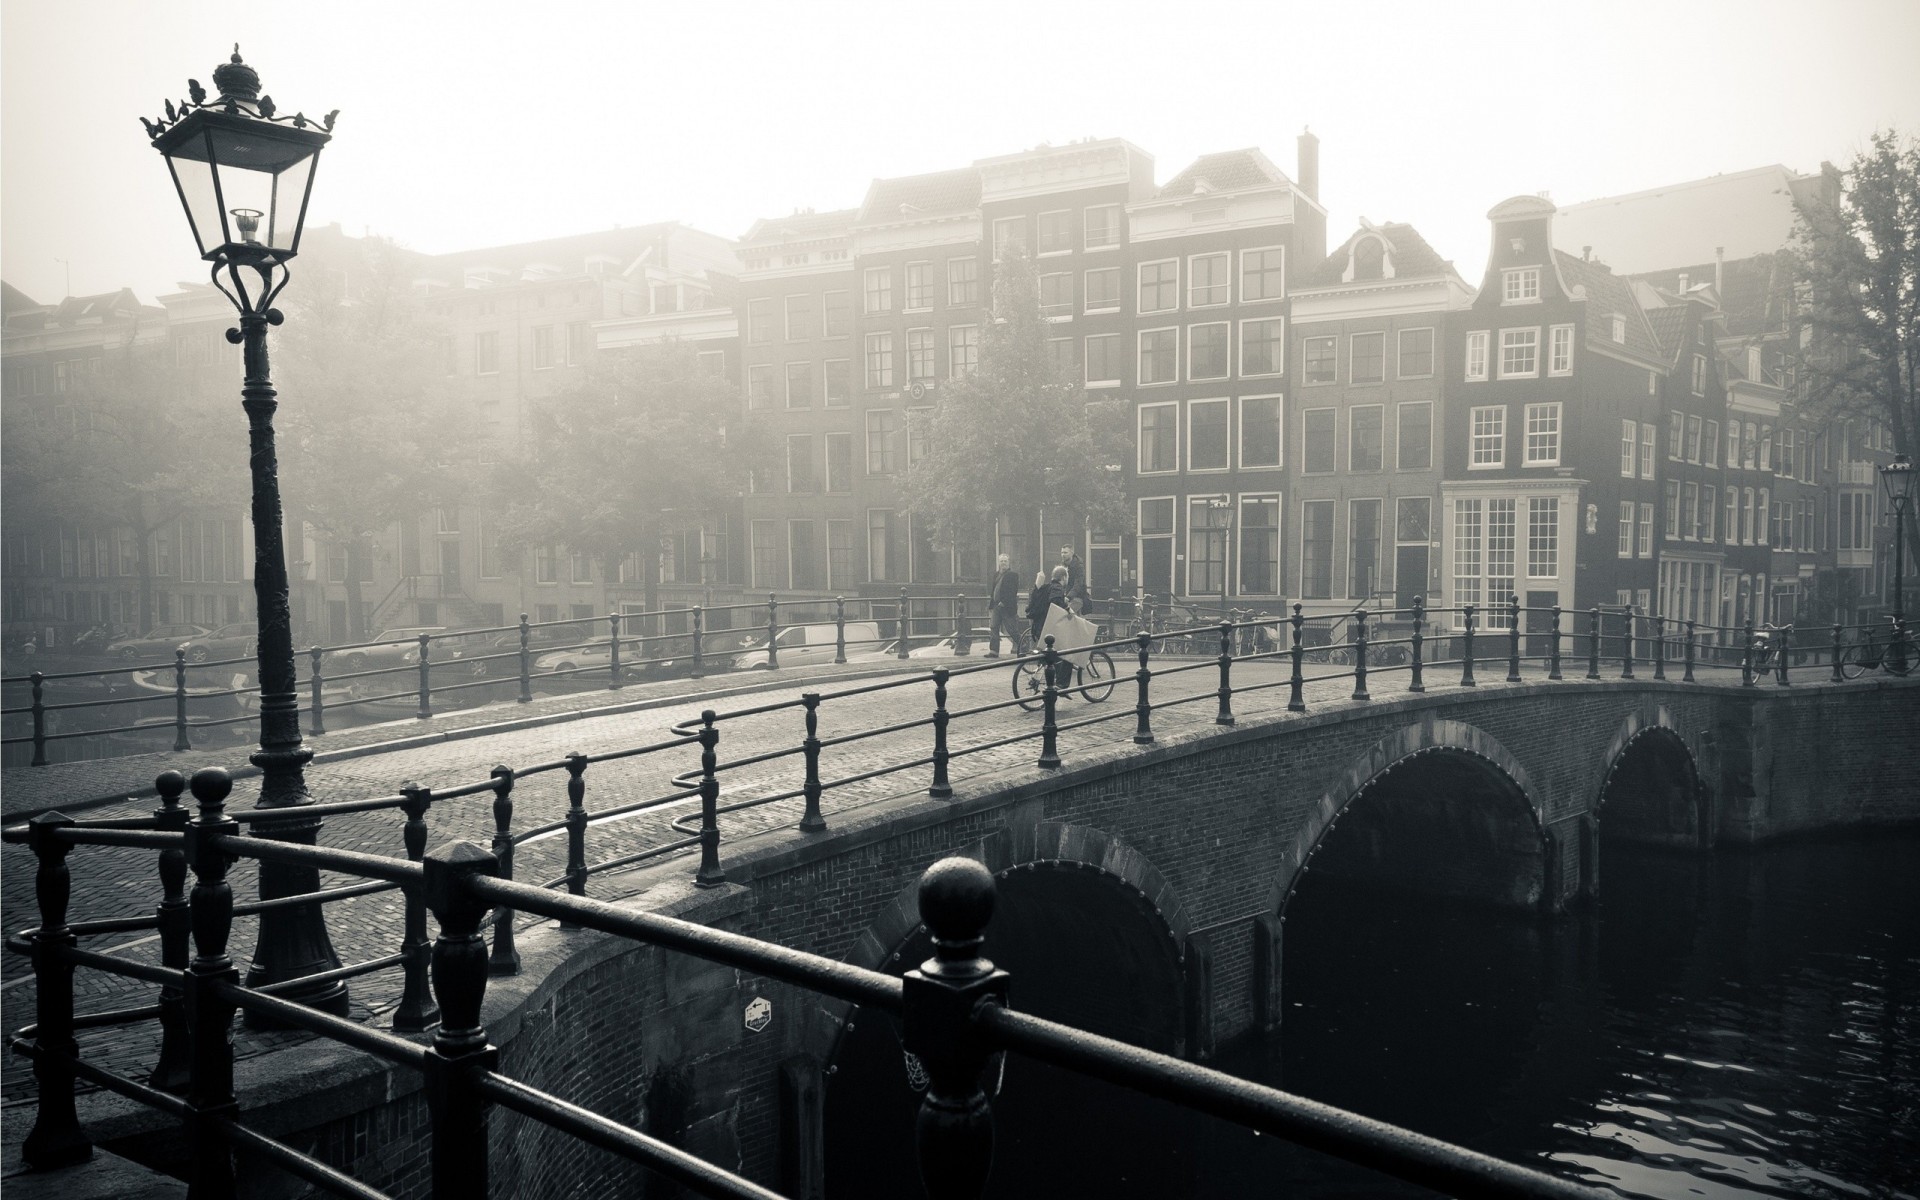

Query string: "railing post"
[416, 633, 433, 720]
[1651, 615, 1667, 680]
[954, 593, 971, 657]
[608, 610, 624, 690]
[1460, 604, 1478, 687]
[799, 694, 827, 830]
[695, 711, 726, 887]
[1742, 615, 1758, 687]
[517, 613, 533, 704]
[1587, 606, 1603, 680]
[767, 593, 781, 669]
[898, 586, 912, 659]
[1037, 637, 1062, 769]
[691, 605, 705, 677]
[1830, 622, 1845, 683]
[149, 770, 193, 1093]
[29, 670, 47, 766]
[1506, 595, 1522, 682]
[1621, 607, 1636, 679]
[904, 858, 1008, 1200]
[174, 648, 191, 751]
[184, 766, 240, 1198]
[930, 668, 953, 797]
[22, 811, 90, 1168]
[394, 782, 441, 1032]
[487, 766, 520, 977]
[1133, 631, 1155, 745]
[1350, 610, 1370, 701]
[562, 753, 589, 920]
[307, 646, 327, 737]
[833, 596, 847, 664]
[1547, 606, 1563, 681]
[1216, 620, 1237, 724]
[420, 842, 500, 1200]
[1287, 603, 1306, 712]
[1777, 624, 1793, 687]
[1409, 596, 1427, 693]
[1685, 620, 1698, 683]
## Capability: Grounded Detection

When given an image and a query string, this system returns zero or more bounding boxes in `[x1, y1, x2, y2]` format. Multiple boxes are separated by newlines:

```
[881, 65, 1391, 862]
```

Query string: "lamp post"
[146, 48, 347, 1020]
[1205, 496, 1234, 614]
[1882, 453, 1914, 671]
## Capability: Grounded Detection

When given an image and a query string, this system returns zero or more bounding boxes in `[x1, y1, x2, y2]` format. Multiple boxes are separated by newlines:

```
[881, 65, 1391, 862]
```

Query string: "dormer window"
[1611, 314, 1627, 343]
[1747, 345, 1763, 382]
[1353, 239, 1385, 282]
[1501, 268, 1540, 304]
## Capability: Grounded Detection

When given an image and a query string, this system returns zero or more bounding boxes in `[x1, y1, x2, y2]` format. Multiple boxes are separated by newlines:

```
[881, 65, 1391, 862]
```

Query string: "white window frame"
[1640, 424, 1657, 480]
[864, 331, 894, 389]
[1137, 326, 1179, 387]
[1686, 414, 1703, 464]
[1638, 503, 1654, 558]
[1548, 324, 1574, 376]
[1618, 501, 1636, 558]
[946, 257, 978, 307]
[1186, 398, 1232, 473]
[1664, 480, 1681, 539]
[1501, 266, 1542, 304]
[1038, 271, 1074, 320]
[1136, 497, 1177, 596]
[1137, 259, 1179, 315]
[1187, 252, 1231, 308]
[1621, 418, 1637, 478]
[1526, 497, 1560, 579]
[785, 433, 814, 494]
[1498, 327, 1540, 379]
[1465, 330, 1489, 381]
[784, 361, 813, 409]
[1239, 317, 1285, 378]
[1349, 330, 1387, 386]
[1691, 353, 1706, 396]
[1083, 204, 1121, 251]
[1084, 332, 1121, 388]
[946, 326, 978, 379]
[1303, 334, 1338, 386]
[1239, 245, 1286, 304]
[1395, 400, 1434, 471]
[1611, 313, 1627, 343]
[1469, 405, 1506, 469]
[1137, 401, 1181, 475]
[1301, 406, 1338, 475]
[1036, 209, 1074, 257]
[1238, 394, 1284, 470]
[1083, 266, 1121, 314]
[863, 266, 892, 314]
[823, 358, 851, 407]
[902, 261, 932, 312]
[991, 216, 1025, 260]
[1396, 326, 1435, 379]
[1186, 322, 1231, 382]
[1523, 402, 1561, 467]
[1236, 492, 1284, 596]
[1348, 403, 1387, 473]
[1345, 497, 1385, 601]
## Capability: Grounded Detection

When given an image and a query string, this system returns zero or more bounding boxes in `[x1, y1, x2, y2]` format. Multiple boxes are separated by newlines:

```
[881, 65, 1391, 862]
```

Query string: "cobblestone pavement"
[2, 653, 1755, 1100]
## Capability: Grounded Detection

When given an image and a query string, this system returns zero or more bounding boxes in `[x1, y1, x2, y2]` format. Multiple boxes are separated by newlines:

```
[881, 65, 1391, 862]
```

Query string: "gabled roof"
[1643, 305, 1690, 363]
[1554, 165, 1817, 275]
[741, 208, 858, 244]
[1630, 253, 1787, 339]
[47, 289, 147, 325]
[858, 169, 982, 224]
[1553, 250, 1664, 364]
[1305, 222, 1455, 288]
[1, 281, 38, 316]
[423, 224, 681, 279]
[1156, 149, 1291, 198]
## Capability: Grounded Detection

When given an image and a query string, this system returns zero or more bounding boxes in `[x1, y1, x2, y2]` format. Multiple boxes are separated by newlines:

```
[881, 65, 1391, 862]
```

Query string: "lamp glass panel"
[268, 153, 317, 251]
[163, 116, 322, 256]
[1885, 462, 1915, 505]
[165, 147, 226, 257]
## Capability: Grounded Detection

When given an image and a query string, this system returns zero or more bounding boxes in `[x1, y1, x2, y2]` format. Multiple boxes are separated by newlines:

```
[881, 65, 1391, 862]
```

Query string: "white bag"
[1040, 607, 1097, 669]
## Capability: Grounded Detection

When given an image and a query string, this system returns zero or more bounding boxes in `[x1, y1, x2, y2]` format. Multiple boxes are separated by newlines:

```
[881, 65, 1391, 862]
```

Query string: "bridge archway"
[1271, 719, 1552, 918]
[1594, 704, 1707, 854]
[817, 827, 1189, 1199]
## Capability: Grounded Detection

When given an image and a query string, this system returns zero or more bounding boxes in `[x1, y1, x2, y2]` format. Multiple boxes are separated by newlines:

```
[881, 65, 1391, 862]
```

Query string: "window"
[1618, 501, 1636, 557]
[907, 329, 935, 382]
[1239, 496, 1281, 595]
[1188, 323, 1229, 380]
[751, 521, 781, 589]
[1759, 426, 1773, 472]
[1470, 406, 1505, 468]
[1085, 333, 1121, 386]
[864, 332, 894, 388]
[1084, 205, 1119, 250]
[535, 544, 557, 584]
[1345, 331, 1385, 385]
[1522, 403, 1560, 466]
[864, 267, 892, 314]
[1189, 253, 1230, 307]
[1188, 498, 1230, 596]
[867, 510, 902, 582]
[825, 432, 852, 493]
[1726, 487, 1741, 546]
[1684, 481, 1700, 539]
[865, 410, 897, 474]
[1240, 318, 1284, 376]
[992, 216, 1026, 258]
[1240, 396, 1282, 468]
[1669, 411, 1686, 460]
[1121, 402, 1173, 478]
[532, 325, 555, 369]
[570, 549, 593, 584]
[786, 362, 813, 408]
[1664, 480, 1680, 538]
[1397, 328, 1434, 378]
[938, 259, 974, 309]
[1048, 338, 1077, 382]
[1520, 497, 1559, 580]
[1301, 501, 1335, 599]
[785, 295, 815, 341]
[1620, 420, 1637, 477]
[747, 298, 773, 344]
[787, 435, 816, 493]
[747, 364, 774, 410]
[1451, 498, 1515, 615]
[1350, 405, 1385, 472]
[1691, 353, 1706, 396]
[1727, 421, 1742, 468]
[1641, 424, 1656, 479]
[789, 521, 821, 590]
[824, 359, 850, 406]
[1348, 499, 1382, 599]
[1138, 328, 1178, 384]
[1138, 260, 1178, 313]
[1303, 408, 1336, 474]
[1549, 324, 1573, 375]
[1757, 488, 1770, 544]
[1084, 267, 1121, 312]
[1189, 399, 1230, 471]
[474, 331, 498, 375]
[1701, 485, 1717, 541]
[1037, 210, 1072, 255]
[1499, 328, 1539, 378]
[1039, 272, 1073, 317]
[907, 406, 932, 466]
[1704, 419, 1719, 467]
[904, 262, 931, 310]
[1501, 267, 1540, 303]
[1389, 402, 1431, 472]
[1463, 331, 1489, 381]
[1611, 313, 1627, 343]
[1241, 247, 1285, 302]
[1686, 415, 1703, 463]
[823, 290, 851, 337]
[1304, 335, 1337, 385]
[827, 520, 854, 591]
[1137, 498, 1176, 596]
[949, 326, 979, 377]
[1638, 503, 1654, 558]
[697, 350, 725, 378]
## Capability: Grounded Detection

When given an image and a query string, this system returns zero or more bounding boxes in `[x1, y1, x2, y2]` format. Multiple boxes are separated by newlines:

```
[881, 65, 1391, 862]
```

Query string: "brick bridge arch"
[1587, 702, 1709, 872]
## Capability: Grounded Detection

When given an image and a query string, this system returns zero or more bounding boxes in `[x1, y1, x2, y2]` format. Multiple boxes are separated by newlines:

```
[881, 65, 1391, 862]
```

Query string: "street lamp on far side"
[1881, 453, 1914, 671]
[145, 47, 347, 1021]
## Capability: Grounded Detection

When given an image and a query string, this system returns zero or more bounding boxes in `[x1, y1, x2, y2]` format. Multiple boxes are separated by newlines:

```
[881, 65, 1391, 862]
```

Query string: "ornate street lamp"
[145, 48, 347, 1020]
[1881, 453, 1914, 671]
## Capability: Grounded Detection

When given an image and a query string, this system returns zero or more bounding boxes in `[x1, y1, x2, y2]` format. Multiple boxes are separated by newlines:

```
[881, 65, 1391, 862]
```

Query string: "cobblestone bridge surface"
[1, 652, 1750, 1101]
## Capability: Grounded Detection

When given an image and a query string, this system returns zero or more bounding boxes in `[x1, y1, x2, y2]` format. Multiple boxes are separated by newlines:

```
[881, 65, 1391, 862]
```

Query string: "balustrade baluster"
[1038, 637, 1062, 769]
[174, 648, 191, 751]
[1587, 606, 1602, 680]
[420, 842, 500, 1200]
[1351, 611, 1370, 702]
[1830, 622, 1844, 683]
[22, 811, 88, 1168]
[394, 782, 441, 1032]
[150, 770, 192, 1092]
[29, 670, 47, 766]
[695, 711, 726, 887]
[1777, 625, 1793, 686]
[517, 613, 533, 704]
[185, 766, 240, 1198]
[1461, 604, 1478, 688]
[800, 694, 826, 830]
[931, 669, 954, 797]
[609, 611, 623, 690]
[1287, 604, 1307, 712]
[415, 634, 433, 720]
[898, 587, 912, 659]
[1133, 632, 1155, 745]
[562, 754, 589, 922]
[1409, 596, 1427, 693]
[833, 596, 847, 664]
[1621, 608, 1636, 679]
[1547, 606, 1563, 681]
[691, 606, 706, 677]
[308, 647, 327, 736]
[487, 766, 521, 977]
[1217, 621, 1237, 724]
[1652, 615, 1667, 681]
[1742, 615, 1757, 688]
[1506, 595, 1522, 682]
[767, 594, 781, 669]
[1685, 620, 1698, 683]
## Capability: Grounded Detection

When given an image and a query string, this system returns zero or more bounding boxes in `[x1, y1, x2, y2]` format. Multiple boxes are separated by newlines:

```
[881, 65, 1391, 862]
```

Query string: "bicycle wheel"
[1887, 635, 1918, 677]
[1012, 658, 1049, 712]
[1080, 651, 1117, 703]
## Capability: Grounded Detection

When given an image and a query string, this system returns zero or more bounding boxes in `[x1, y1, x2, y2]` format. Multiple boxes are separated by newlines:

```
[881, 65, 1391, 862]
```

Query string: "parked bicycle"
[1012, 646, 1117, 710]
[1837, 620, 1917, 679]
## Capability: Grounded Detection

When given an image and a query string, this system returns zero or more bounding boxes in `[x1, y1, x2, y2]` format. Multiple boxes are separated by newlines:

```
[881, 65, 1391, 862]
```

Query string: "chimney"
[1679, 272, 1689, 293]
[1297, 127, 1319, 202]
[1715, 246, 1725, 294]
[1582, 245, 1592, 262]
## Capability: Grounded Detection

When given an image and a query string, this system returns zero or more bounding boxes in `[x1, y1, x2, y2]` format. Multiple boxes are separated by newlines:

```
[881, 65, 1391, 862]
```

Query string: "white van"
[732, 621, 882, 670]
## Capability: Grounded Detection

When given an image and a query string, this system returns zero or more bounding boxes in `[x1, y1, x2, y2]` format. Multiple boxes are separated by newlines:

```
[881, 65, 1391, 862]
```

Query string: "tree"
[898, 246, 1130, 570]
[274, 237, 478, 639]
[491, 340, 766, 612]
[1792, 129, 1920, 565]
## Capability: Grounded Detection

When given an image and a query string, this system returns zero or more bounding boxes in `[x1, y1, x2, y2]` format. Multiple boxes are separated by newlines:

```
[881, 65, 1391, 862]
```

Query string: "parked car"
[732, 622, 882, 670]
[106, 623, 212, 662]
[325, 626, 446, 677]
[179, 621, 259, 665]
[906, 628, 994, 660]
[532, 639, 681, 679]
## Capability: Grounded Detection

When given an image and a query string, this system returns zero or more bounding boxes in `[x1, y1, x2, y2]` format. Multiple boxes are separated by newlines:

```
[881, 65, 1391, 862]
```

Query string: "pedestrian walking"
[1059, 544, 1091, 614]
[986, 554, 1023, 658]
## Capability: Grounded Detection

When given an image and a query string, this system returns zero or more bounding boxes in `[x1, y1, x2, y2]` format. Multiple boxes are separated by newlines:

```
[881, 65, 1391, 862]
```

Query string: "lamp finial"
[212, 46, 260, 103]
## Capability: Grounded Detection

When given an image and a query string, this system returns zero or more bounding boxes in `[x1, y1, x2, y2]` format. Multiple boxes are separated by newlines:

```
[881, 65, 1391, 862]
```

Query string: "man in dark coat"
[986, 554, 1023, 658]
[1059, 544, 1091, 614]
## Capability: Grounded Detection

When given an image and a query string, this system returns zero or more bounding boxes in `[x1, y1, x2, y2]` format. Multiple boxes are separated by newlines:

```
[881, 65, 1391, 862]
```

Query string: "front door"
[440, 541, 462, 590]
[1395, 545, 1429, 612]
[1525, 589, 1558, 659]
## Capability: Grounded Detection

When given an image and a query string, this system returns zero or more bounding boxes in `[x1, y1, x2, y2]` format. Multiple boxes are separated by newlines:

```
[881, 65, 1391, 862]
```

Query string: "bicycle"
[1837, 621, 1918, 679]
[1012, 646, 1117, 711]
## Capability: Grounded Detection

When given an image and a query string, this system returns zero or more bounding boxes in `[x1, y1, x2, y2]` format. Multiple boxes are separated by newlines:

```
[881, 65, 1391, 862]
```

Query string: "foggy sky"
[5, 0, 1918, 306]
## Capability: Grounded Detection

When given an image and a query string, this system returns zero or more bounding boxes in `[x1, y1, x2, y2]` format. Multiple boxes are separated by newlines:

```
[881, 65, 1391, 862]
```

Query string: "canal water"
[979, 834, 1920, 1198]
